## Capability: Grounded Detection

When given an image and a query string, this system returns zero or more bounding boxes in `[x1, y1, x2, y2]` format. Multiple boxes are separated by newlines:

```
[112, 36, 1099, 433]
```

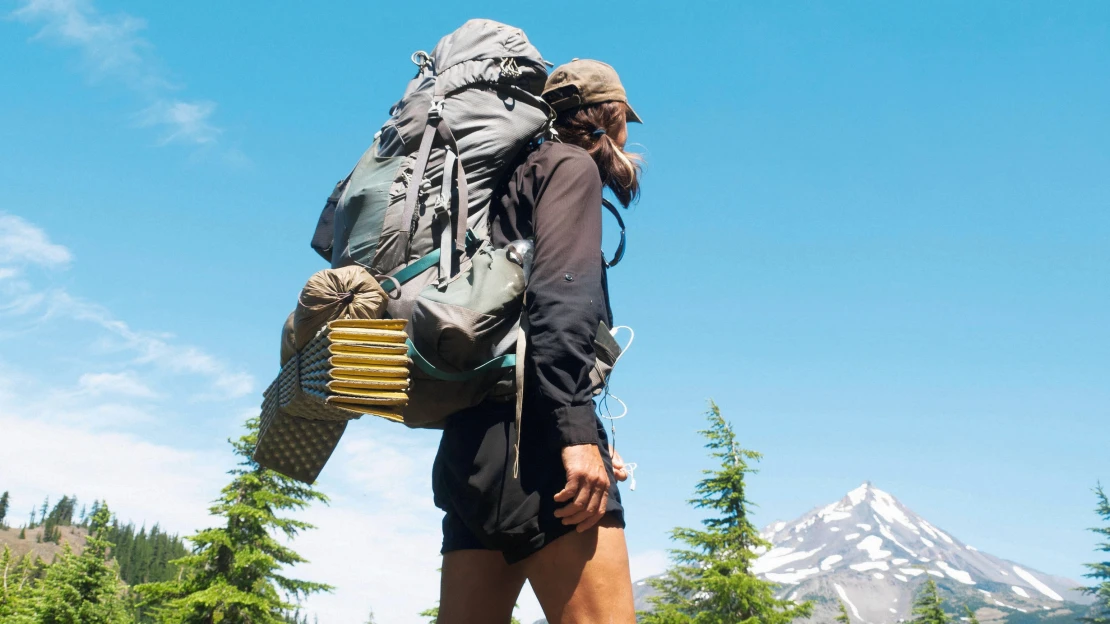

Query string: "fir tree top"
[1083, 484, 1110, 624]
[136, 417, 333, 623]
[641, 401, 813, 623]
[910, 578, 950, 624]
[33, 503, 131, 624]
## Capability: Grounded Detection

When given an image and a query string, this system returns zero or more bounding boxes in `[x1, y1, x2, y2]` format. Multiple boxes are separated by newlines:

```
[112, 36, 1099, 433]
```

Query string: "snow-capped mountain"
[749, 483, 1089, 623]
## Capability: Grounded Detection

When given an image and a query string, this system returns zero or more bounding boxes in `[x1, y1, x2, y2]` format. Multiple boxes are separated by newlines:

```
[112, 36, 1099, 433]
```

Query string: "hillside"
[0, 524, 89, 562]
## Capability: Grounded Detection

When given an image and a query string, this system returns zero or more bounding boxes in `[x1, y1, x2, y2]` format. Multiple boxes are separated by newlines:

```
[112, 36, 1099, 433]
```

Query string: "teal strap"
[382, 249, 441, 293]
[406, 339, 516, 382]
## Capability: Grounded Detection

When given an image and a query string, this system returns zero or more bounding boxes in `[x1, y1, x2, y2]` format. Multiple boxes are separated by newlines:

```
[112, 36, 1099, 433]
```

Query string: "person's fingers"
[554, 502, 586, 519]
[570, 477, 592, 510]
[576, 492, 609, 533]
[553, 495, 584, 518]
[576, 512, 604, 533]
[553, 475, 579, 504]
[583, 487, 603, 517]
[561, 508, 595, 526]
[613, 465, 628, 482]
[610, 446, 623, 469]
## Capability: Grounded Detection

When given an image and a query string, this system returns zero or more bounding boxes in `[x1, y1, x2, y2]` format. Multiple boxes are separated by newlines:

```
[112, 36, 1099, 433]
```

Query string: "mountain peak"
[752, 484, 1087, 623]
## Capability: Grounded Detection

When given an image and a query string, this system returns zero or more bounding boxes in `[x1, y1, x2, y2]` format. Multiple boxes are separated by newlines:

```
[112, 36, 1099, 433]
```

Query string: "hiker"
[432, 59, 642, 624]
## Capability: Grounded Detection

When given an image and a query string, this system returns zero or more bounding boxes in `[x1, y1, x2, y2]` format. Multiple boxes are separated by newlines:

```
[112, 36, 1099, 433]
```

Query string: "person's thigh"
[522, 517, 635, 624]
[438, 549, 527, 624]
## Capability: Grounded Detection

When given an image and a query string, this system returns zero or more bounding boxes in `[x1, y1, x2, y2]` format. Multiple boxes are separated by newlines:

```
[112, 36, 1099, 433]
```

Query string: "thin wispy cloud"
[0, 213, 73, 267]
[13, 0, 225, 148]
[0, 212, 254, 399]
[139, 100, 221, 145]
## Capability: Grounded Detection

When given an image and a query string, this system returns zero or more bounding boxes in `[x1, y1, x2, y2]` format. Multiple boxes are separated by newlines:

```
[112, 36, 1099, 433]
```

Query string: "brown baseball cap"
[542, 59, 643, 123]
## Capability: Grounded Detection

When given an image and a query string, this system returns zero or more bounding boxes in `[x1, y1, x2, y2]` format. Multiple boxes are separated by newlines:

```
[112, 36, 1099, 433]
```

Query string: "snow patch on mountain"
[1012, 566, 1064, 601]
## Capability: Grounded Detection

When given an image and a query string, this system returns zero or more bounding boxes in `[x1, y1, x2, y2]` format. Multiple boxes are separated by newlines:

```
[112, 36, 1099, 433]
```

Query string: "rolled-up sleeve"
[525, 149, 607, 447]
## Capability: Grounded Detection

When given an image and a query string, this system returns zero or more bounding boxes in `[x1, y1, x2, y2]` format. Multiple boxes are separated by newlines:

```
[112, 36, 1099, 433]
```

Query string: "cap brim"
[624, 102, 643, 124]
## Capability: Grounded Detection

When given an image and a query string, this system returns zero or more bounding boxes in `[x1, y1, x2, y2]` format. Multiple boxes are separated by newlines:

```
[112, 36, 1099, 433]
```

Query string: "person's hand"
[611, 446, 628, 482]
[553, 444, 612, 532]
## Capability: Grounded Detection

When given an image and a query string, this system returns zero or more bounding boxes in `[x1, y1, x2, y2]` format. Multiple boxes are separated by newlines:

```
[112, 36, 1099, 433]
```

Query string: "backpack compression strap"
[398, 88, 472, 285]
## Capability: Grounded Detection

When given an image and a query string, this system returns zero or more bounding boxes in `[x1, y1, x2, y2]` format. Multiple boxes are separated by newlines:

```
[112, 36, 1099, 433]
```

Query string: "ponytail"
[553, 101, 642, 207]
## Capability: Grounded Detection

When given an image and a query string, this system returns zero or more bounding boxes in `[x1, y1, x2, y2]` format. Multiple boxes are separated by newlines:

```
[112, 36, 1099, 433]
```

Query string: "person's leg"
[521, 516, 636, 624]
[437, 549, 527, 624]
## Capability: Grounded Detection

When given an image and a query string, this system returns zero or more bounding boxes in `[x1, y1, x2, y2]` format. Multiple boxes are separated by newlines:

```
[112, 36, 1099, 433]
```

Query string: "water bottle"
[505, 239, 534, 282]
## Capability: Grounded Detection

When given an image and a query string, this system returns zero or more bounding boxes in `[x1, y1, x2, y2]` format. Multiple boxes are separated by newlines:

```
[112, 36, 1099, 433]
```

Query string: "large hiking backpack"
[313, 20, 553, 428]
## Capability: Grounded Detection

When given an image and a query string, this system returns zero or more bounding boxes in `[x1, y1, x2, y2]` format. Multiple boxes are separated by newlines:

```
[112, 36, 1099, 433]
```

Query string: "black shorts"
[432, 402, 625, 564]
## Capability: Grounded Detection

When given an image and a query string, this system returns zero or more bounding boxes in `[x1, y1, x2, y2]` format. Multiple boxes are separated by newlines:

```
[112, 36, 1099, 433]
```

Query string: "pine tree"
[910, 578, 950, 623]
[33, 503, 132, 623]
[18, 526, 26, 540]
[836, 600, 851, 623]
[641, 401, 813, 623]
[1083, 484, 1110, 624]
[135, 417, 332, 623]
[0, 491, 10, 527]
[1, 545, 33, 622]
[0, 548, 41, 623]
[964, 604, 980, 624]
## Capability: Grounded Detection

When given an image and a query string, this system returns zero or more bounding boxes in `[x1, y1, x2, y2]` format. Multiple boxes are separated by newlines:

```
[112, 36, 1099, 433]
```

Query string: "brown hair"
[553, 101, 642, 207]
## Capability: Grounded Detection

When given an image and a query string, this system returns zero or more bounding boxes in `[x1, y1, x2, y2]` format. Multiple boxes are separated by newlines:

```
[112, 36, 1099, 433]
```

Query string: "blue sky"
[1, 0, 1107, 621]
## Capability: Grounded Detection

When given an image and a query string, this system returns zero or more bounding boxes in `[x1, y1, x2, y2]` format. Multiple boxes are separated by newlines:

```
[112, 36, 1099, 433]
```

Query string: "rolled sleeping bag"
[293, 266, 388, 350]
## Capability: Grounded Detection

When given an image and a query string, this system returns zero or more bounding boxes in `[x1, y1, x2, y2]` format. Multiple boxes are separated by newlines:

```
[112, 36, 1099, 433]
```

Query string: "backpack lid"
[429, 19, 546, 73]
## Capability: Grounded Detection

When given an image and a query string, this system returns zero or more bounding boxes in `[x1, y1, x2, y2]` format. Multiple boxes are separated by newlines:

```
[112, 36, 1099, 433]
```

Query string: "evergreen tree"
[1083, 484, 1110, 624]
[835, 600, 851, 623]
[135, 417, 332, 623]
[41, 496, 78, 544]
[964, 604, 980, 624]
[910, 578, 950, 624]
[33, 503, 132, 624]
[19, 526, 26, 539]
[0, 491, 10, 527]
[641, 401, 813, 623]
[0, 545, 37, 622]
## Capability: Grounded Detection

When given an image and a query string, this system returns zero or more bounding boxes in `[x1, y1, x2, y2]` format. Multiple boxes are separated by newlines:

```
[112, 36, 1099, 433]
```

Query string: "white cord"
[609, 325, 634, 368]
[600, 393, 628, 421]
[623, 462, 638, 491]
[599, 325, 638, 491]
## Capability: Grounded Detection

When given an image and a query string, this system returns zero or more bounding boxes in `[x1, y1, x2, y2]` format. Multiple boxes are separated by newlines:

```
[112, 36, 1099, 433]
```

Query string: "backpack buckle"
[428, 99, 444, 119]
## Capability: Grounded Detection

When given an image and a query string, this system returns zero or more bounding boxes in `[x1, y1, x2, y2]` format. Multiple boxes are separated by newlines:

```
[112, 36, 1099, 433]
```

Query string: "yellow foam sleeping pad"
[282, 317, 415, 422]
[314, 318, 413, 420]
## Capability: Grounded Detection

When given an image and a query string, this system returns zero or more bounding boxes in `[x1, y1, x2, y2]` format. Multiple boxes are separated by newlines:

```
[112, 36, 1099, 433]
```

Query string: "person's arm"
[526, 149, 607, 447]
[525, 148, 613, 532]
